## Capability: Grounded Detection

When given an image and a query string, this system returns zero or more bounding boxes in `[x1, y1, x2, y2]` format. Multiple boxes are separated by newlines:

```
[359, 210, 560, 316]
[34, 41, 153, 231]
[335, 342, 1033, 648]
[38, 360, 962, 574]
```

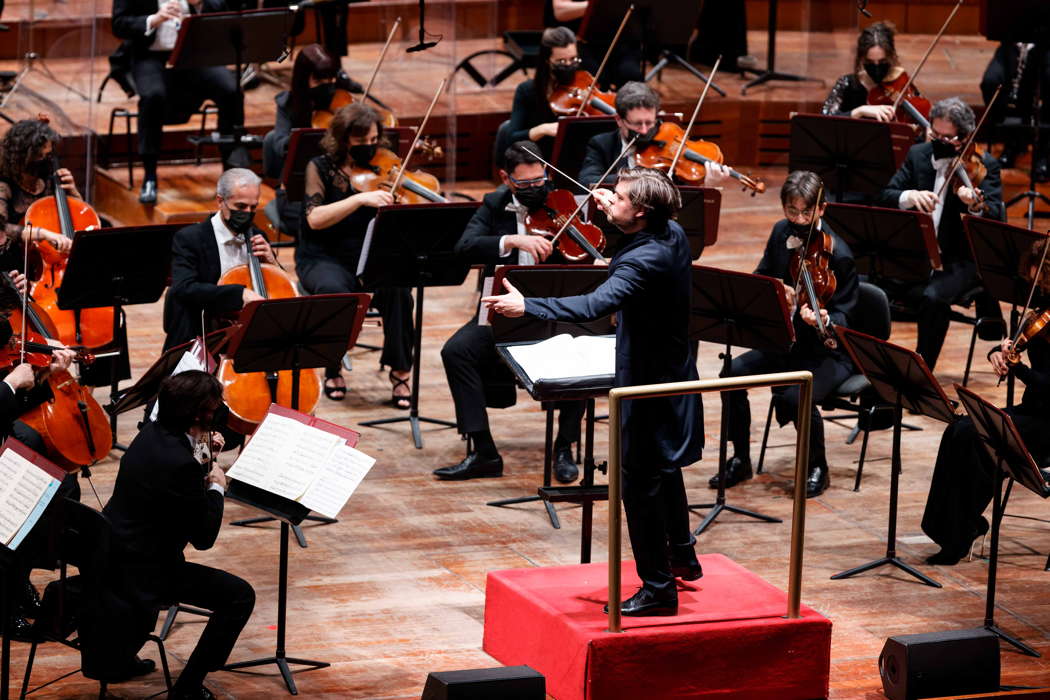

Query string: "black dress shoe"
[18, 581, 41, 618]
[926, 517, 989, 566]
[433, 452, 503, 480]
[169, 685, 215, 700]
[139, 179, 157, 204]
[603, 587, 678, 617]
[805, 464, 829, 498]
[669, 543, 703, 581]
[3, 615, 35, 642]
[708, 455, 752, 489]
[554, 446, 578, 483]
[102, 656, 156, 683]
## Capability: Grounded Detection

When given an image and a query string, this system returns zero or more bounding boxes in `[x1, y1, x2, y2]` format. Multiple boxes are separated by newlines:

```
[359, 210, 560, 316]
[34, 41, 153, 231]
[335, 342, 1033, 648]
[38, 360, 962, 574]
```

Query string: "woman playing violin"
[823, 21, 909, 122]
[295, 103, 413, 407]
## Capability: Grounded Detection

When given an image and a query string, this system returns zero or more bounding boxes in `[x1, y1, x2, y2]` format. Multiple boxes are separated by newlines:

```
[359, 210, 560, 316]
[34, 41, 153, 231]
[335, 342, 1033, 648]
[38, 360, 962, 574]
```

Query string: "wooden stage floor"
[6, 167, 1050, 700]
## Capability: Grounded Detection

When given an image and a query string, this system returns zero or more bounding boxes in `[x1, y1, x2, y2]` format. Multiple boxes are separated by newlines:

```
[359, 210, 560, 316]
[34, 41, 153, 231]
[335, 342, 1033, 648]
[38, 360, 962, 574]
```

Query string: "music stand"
[822, 204, 941, 288]
[956, 383, 1050, 657]
[551, 116, 617, 190]
[741, 0, 823, 94]
[357, 202, 481, 448]
[789, 114, 916, 203]
[586, 186, 718, 260]
[57, 224, 180, 450]
[832, 328, 956, 587]
[687, 265, 793, 535]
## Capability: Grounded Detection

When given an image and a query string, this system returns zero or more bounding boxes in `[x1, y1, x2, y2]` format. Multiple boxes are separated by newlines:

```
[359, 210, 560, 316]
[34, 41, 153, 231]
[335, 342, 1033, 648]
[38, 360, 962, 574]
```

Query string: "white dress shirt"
[898, 154, 953, 231]
[498, 194, 536, 266]
[145, 0, 190, 52]
[211, 212, 249, 277]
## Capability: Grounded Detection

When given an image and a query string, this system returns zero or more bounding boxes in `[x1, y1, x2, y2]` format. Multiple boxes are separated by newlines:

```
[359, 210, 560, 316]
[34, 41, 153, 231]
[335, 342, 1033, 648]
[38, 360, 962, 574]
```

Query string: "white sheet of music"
[507, 333, 616, 381]
[299, 444, 375, 518]
[0, 448, 60, 548]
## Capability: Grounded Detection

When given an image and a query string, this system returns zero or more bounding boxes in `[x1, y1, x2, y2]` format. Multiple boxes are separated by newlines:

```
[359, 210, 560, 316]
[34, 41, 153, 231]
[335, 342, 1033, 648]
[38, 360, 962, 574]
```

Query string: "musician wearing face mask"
[877, 97, 1005, 372]
[822, 21, 907, 122]
[712, 171, 859, 500]
[435, 142, 584, 482]
[295, 103, 414, 407]
[577, 81, 731, 189]
[162, 168, 275, 351]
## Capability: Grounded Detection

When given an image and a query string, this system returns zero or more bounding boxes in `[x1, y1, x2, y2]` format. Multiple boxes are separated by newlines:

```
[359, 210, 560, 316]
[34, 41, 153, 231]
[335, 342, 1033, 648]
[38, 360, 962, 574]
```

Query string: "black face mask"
[550, 62, 578, 85]
[26, 159, 50, 179]
[787, 220, 814, 236]
[308, 83, 335, 108]
[631, 123, 661, 150]
[863, 61, 891, 84]
[514, 184, 548, 210]
[224, 208, 253, 234]
[349, 143, 377, 166]
[931, 139, 959, 160]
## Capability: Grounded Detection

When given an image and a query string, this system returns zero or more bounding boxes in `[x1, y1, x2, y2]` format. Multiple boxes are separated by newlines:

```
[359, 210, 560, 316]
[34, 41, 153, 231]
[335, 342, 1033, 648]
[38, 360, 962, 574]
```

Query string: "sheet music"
[298, 444, 375, 519]
[0, 448, 60, 548]
[507, 334, 615, 381]
[356, 218, 377, 278]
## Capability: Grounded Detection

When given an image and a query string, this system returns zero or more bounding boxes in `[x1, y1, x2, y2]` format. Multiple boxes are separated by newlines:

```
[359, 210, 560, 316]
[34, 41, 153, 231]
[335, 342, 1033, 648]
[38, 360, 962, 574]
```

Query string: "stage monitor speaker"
[879, 628, 1000, 700]
[420, 665, 544, 700]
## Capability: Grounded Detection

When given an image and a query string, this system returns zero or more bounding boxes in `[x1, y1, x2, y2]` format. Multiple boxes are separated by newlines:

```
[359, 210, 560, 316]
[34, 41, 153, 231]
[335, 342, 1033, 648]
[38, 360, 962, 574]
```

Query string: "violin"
[350, 146, 446, 204]
[867, 72, 931, 126]
[937, 86, 1000, 215]
[788, 202, 838, 350]
[1004, 308, 1050, 366]
[0, 331, 100, 369]
[548, 71, 617, 117]
[635, 121, 766, 195]
[312, 87, 398, 130]
[524, 189, 606, 262]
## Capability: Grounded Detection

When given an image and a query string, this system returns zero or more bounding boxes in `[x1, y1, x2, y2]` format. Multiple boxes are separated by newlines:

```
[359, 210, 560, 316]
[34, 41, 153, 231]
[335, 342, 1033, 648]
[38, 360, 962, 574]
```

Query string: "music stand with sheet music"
[551, 116, 617, 190]
[591, 186, 719, 259]
[832, 328, 957, 587]
[789, 114, 915, 203]
[57, 224, 180, 449]
[687, 265, 794, 535]
[956, 383, 1050, 657]
[489, 265, 612, 545]
[357, 201, 481, 448]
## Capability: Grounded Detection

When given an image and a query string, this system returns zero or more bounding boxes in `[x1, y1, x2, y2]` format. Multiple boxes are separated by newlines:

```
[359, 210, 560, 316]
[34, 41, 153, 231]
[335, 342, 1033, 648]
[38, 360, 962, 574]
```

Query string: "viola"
[789, 224, 838, 349]
[349, 147, 447, 204]
[0, 331, 98, 369]
[635, 121, 766, 195]
[524, 189, 606, 262]
[867, 72, 931, 126]
[1004, 308, 1050, 366]
[312, 87, 398, 129]
[548, 71, 617, 117]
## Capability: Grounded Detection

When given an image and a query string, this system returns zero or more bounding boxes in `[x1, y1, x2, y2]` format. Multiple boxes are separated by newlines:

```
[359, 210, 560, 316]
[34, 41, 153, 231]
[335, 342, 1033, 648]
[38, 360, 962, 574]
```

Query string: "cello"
[216, 231, 322, 433]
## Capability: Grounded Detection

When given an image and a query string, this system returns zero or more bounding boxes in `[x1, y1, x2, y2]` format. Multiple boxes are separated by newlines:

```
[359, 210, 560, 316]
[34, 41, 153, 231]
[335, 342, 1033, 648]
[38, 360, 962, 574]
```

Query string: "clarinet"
[1006, 42, 1034, 116]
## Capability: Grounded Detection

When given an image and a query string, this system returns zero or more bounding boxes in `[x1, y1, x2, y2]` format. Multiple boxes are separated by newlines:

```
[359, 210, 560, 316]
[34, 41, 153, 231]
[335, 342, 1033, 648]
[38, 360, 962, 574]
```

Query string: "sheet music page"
[356, 218, 377, 278]
[298, 443, 376, 519]
[227, 413, 342, 500]
[0, 449, 60, 548]
[507, 334, 616, 381]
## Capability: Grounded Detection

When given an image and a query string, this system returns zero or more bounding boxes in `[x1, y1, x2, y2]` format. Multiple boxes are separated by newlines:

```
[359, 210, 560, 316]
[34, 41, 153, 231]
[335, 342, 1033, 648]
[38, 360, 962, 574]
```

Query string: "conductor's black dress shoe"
[708, 455, 752, 489]
[604, 587, 678, 617]
[433, 452, 503, 480]
[669, 544, 704, 581]
[554, 445, 578, 483]
[805, 464, 829, 498]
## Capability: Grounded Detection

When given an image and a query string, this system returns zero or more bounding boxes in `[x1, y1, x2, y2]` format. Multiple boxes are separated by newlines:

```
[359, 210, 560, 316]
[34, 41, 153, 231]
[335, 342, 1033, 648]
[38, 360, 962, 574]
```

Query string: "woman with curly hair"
[293, 102, 413, 406]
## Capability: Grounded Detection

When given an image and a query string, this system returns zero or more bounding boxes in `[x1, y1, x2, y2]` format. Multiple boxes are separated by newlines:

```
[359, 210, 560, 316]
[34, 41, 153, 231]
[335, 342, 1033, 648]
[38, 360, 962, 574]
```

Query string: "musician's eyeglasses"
[622, 117, 657, 131]
[785, 206, 815, 219]
[928, 127, 962, 145]
[508, 172, 548, 188]
[550, 57, 581, 68]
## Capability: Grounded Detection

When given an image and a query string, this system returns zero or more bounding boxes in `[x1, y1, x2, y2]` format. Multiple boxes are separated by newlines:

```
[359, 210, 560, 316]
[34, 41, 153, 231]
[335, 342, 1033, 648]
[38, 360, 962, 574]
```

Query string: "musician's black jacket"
[579, 129, 628, 188]
[111, 0, 229, 58]
[455, 185, 569, 274]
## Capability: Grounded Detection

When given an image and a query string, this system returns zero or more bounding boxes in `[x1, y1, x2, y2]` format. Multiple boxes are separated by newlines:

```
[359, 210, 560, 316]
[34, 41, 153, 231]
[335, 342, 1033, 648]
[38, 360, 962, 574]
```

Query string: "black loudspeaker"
[879, 628, 1000, 700]
[420, 665, 545, 700]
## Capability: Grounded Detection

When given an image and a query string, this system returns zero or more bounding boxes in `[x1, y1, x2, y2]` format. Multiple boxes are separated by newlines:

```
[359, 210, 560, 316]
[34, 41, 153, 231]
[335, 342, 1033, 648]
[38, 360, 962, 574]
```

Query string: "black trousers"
[440, 319, 583, 443]
[721, 347, 853, 469]
[622, 462, 693, 594]
[921, 407, 1050, 555]
[915, 260, 1001, 371]
[131, 52, 243, 161]
[296, 256, 413, 374]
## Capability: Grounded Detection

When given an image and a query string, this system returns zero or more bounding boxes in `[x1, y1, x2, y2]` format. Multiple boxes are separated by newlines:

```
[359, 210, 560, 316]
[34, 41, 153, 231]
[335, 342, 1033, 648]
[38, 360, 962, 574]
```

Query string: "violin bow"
[573, 4, 635, 118]
[362, 17, 402, 107]
[890, 0, 963, 114]
[668, 55, 721, 179]
[936, 85, 1000, 201]
[387, 77, 446, 199]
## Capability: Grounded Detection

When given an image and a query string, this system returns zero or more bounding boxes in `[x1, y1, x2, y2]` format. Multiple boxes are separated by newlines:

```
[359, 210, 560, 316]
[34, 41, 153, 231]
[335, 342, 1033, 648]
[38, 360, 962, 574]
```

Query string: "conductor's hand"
[507, 234, 553, 262]
[242, 287, 264, 306]
[800, 303, 829, 329]
[5, 363, 36, 391]
[356, 190, 395, 209]
[7, 270, 26, 296]
[250, 234, 275, 264]
[851, 104, 895, 122]
[206, 463, 228, 490]
[908, 190, 939, 214]
[591, 187, 616, 213]
[481, 279, 525, 318]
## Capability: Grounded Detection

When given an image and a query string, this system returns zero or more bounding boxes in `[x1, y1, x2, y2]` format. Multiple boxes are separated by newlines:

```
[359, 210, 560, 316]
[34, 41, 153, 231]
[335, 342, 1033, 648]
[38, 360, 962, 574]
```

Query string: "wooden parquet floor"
[6, 168, 1050, 699]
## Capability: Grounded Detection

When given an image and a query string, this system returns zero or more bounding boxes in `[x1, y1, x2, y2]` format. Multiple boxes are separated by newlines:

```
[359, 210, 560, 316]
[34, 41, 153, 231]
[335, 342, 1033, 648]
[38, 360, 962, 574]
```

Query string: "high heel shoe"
[389, 370, 411, 410]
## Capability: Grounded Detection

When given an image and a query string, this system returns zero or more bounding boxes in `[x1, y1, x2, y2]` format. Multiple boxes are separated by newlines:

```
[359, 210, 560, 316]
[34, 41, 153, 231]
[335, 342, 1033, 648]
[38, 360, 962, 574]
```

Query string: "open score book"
[0, 440, 64, 551]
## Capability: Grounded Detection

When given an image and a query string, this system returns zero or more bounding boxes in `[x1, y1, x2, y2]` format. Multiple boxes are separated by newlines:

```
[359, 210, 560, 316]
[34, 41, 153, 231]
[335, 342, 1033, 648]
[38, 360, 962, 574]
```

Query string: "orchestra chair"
[757, 282, 893, 491]
[19, 499, 172, 700]
[948, 284, 1005, 388]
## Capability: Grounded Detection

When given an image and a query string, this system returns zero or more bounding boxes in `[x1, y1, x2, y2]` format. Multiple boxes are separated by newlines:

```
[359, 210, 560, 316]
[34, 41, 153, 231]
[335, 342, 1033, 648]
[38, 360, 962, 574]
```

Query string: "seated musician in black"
[543, 0, 643, 89]
[876, 97, 1005, 372]
[295, 102, 413, 407]
[104, 370, 254, 700]
[980, 40, 1050, 173]
[505, 27, 582, 157]
[162, 168, 276, 351]
[921, 240, 1050, 565]
[712, 170, 859, 499]
[434, 142, 584, 482]
[822, 21, 908, 122]
[577, 81, 730, 189]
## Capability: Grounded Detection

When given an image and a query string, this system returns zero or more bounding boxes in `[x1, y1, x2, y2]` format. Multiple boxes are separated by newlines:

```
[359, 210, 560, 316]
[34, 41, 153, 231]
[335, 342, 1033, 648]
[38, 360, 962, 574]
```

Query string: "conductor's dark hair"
[780, 170, 826, 208]
[854, 21, 899, 74]
[503, 141, 544, 173]
[614, 81, 660, 118]
[321, 102, 383, 166]
[156, 370, 224, 434]
[616, 167, 680, 226]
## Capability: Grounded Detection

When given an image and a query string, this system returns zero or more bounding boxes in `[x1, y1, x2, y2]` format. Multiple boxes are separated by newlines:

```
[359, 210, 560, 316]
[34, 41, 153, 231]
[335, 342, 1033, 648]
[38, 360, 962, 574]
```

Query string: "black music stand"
[789, 114, 916, 203]
[956, 384, 1050, 657]
[551, 116, 617, 190]
[832, 328, 955, 587]
[489, 265, 613, 534]
[226, 293, 368, 545]
[357, 202, 481, 448]
[57, 224, 179, 450]
[742, 0, 823, 94]
[822, 204, 941, 288]
[687, 266, 793, 535]
[587, 187, 717, 262]
[1, 545, 15, 700]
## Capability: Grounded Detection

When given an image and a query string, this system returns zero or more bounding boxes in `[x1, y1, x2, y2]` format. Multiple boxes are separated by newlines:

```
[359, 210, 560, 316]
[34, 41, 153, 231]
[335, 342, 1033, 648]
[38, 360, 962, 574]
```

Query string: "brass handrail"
[607, 370, 814, 633]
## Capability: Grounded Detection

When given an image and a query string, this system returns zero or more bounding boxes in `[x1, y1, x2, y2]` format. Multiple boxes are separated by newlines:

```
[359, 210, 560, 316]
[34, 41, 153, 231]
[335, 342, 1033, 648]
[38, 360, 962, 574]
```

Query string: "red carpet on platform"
[483, 554, 831, 700]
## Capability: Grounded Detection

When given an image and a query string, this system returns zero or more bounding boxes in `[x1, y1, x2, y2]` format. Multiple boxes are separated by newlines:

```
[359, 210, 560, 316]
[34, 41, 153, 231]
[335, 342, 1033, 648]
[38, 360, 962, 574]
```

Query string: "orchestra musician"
[103, 370, 255, 700]
[712, 170, 859, 499]
[483, 167, 703, 617]
[577, 81, 731, 188]
[980, 40, 1050, 175]
[162, 168, 276, 351]
[543, 0, 642, 89]
[876, 97, 1005, 372]
[111, 0, 247, 205]
[822, 21, 906, 122]
[505, 26, 583, 156]
[920, 240, 1050, 565]
[295, 103, 413, 407]
[434, 142, 584, 483]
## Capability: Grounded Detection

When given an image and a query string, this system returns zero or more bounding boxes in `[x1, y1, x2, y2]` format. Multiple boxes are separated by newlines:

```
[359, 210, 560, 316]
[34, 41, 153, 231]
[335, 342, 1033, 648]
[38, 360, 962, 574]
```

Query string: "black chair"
[105, 102, 218, 190]
[757, 282, 894, 490]
[19, 499, 172, 700]
[948, 284, 1005, 387]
